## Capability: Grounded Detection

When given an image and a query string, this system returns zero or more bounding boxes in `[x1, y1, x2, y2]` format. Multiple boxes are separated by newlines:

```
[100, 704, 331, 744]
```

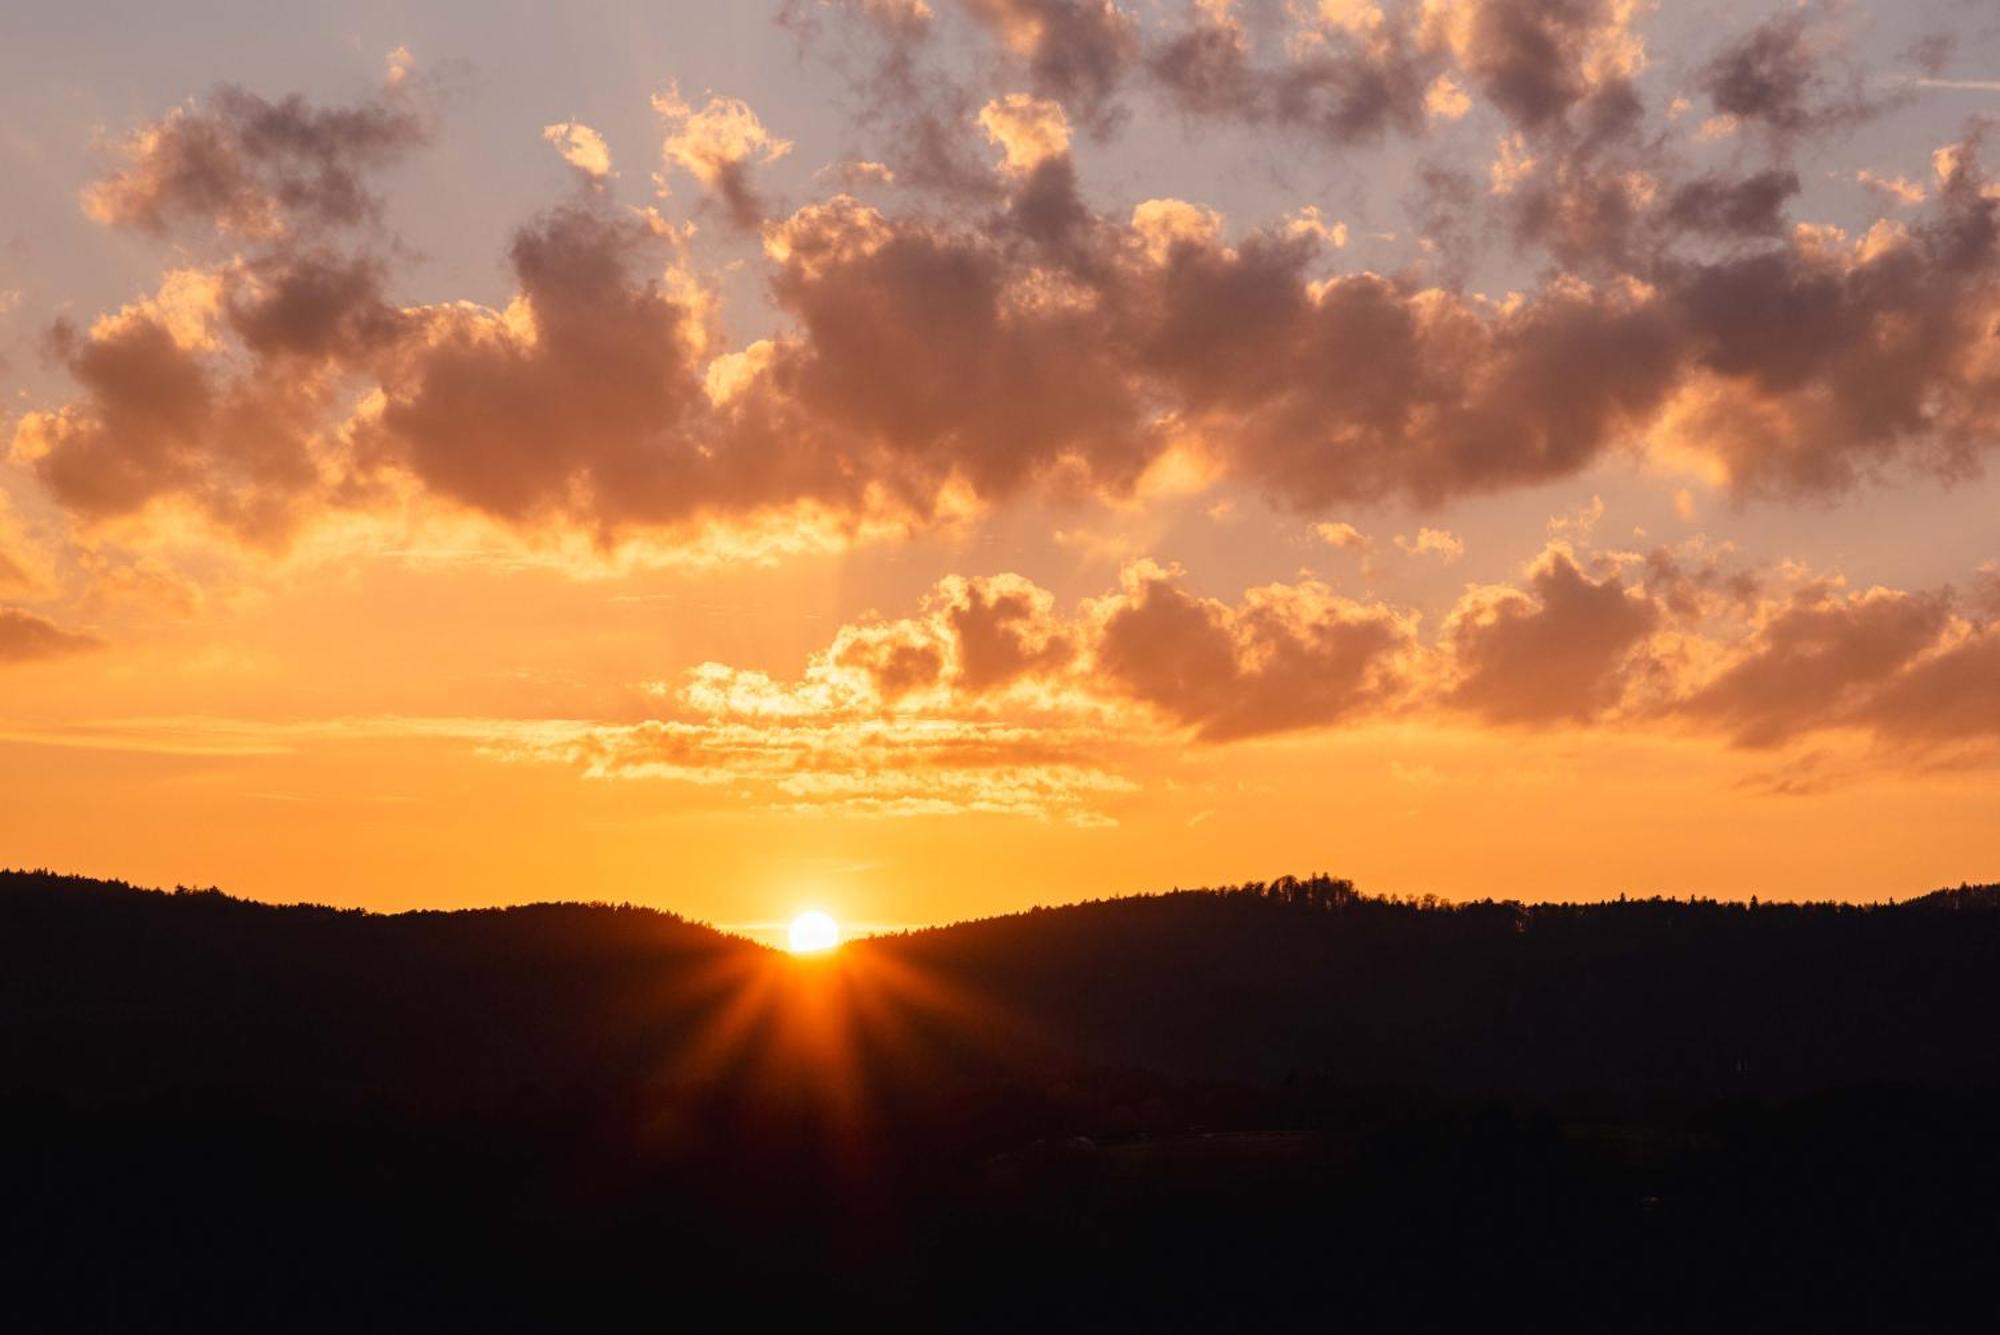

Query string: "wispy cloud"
[1915, 78, 2000, 93]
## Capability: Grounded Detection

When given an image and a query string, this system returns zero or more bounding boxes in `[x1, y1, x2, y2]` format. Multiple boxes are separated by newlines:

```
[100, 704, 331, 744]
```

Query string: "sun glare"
[788, 910, 841, 954]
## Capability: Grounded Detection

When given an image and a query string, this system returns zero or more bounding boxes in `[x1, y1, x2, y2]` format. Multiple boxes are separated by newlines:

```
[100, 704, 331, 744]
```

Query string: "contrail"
[1917, 78, 2000, 93]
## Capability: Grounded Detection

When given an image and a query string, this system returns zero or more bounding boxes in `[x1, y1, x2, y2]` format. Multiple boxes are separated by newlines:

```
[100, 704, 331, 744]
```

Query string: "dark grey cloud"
[1700, 10, 1898, 136]
[84, 84, 425, 238]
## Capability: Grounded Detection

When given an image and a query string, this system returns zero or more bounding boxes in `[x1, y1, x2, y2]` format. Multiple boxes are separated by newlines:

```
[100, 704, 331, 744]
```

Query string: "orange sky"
[2, 0, 1998, 927]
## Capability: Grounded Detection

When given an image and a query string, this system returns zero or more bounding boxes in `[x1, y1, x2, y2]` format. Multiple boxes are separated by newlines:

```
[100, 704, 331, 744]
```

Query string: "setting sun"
[787, 910, 841, 954]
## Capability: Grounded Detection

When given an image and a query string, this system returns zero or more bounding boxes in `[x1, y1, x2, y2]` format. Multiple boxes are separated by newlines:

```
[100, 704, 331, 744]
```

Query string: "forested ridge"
[7, 868, 2000, 1331]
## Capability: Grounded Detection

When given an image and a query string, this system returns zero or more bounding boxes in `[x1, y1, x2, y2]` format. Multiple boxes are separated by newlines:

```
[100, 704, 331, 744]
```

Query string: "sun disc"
[788, 910, 840, 954]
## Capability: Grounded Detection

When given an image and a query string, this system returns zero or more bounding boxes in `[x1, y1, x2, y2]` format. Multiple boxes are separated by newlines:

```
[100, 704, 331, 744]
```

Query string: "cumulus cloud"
[1146, 0, 1433, 144]
[12, 265, 342, 544]
[1859, 625, 2000, 747]
[655, 563, 1415, 765]
[978, 92, 1071, 172]
[1698, 10, 1894, 137]
[1395, 527, 1464, 563]
[1664, 169, 1801, 236]
[1682, 583, 1957, 747]
[105, 542, 1964, 821]
[1445, 544, 1661, 724]
[1650, 150, 2000, 496]
[653, 84, 793, 226]
[519, 561, 1414, 819]
[82, 84, 424, 239]
[1092, 561, 1413, 740]
[1427, 541, 2000, 761]
[963, 0, 1138, 131]
[518, 543, 2000, 824]
[353, 205, 719, 526]
[1142, 0, 1653, 156]
[1430, 0, 1648, 132]
[16, 32, 2000, 572]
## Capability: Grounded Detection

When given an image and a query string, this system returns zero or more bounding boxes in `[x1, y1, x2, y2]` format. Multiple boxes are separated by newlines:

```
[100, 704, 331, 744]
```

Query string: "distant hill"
[9, 868, 2000, 1332]
[0, 869, 744, 1103]
[9, 868, 2000, 1103]
[869, 874, 2000, 1095]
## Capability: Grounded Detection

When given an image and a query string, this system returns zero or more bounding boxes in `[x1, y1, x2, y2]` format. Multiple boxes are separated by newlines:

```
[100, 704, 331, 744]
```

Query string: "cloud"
[757, 191, 1146, 499]
[978, 92, 1071, 172]
[12, 267, 332, 544]
[944, 573, 1077, 690]
[19, 69, 2000, 567]
[1698, 11, 1894, 136]
[0, 607, 101, 664]
[1488, 133, 1537, 194]
[558, 547, 2000, 820]
[963, 0, 1138, 131]
[354, 204, 740, 528]
[653, 84, 793, 226]
[1395, 527, 1464, 564]
[1425, 73, 1472, 121]
[81, 84, 425, 239]
[555, 715, 1135, 822]
[539, 561, 1415, 819]
[1092, 561, 1413, 740]
[673, 571, 1085, 724]
[1916, 78, 2000, 95]
[0, 494, 53, 595]
[572, 570, 1124, 820]
[1430, 0, 1647, 133]
[1445, 544, 1661, 724]
[1145, 0, 1432, 144]
[1664, 169, 1801, 236]
[1315, 520, 1375, 568]
[1429, 543, 2000, 761]
[1855, 169, 1926, 207]
[822, 158, 898, 188]
[542, 121, 614, 180]
[1682, 583, 1956, 747]
[665, 562, 1417, 760]
[1650, 149, 2000, 496]
[1859, 625, 2000, 746]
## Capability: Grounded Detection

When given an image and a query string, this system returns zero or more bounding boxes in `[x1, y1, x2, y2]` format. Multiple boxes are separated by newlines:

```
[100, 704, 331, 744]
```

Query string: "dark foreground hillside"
[6, 870, 2000, 1331]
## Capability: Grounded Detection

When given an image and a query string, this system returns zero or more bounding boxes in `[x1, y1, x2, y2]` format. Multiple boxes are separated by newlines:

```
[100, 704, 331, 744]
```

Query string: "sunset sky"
[2, 0, 1998, 932]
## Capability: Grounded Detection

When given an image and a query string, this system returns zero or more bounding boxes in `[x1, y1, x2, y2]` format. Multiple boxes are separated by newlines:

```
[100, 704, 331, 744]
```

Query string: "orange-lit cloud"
[653, 83, 793, 226]
[542, 121, 614, 181]
[19, 68, 2000, 574]
[0, 607, 101, 663]
[1444, 544, 1660, 724]
[566, 548, 2000, 822]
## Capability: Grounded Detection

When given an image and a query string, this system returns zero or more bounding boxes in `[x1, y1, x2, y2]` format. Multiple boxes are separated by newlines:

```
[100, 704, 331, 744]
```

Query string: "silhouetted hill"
[1, 870, 743, 1103]
[866, 875, 2000, 1094]
[7, 868, 2000, 1332]
[12, 869, 2000, 1104]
